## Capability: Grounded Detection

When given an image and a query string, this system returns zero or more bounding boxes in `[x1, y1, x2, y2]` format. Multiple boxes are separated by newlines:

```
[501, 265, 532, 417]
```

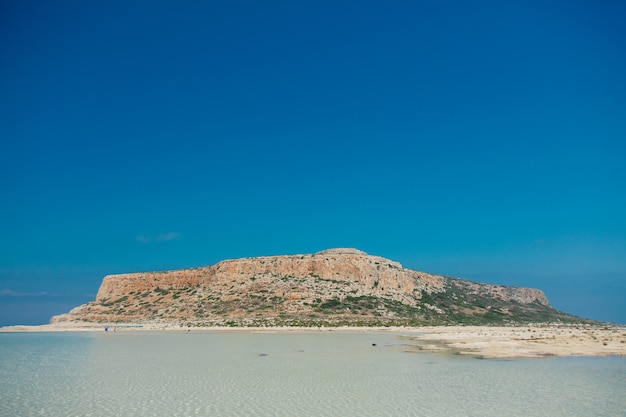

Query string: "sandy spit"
[2, 322, 625, 359]
[403, 324, 626, 359]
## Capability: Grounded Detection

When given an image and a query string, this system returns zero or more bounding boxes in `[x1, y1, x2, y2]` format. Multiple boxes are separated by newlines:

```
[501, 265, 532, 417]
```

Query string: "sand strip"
[403, 325, 626, 358]
[2, 322, 624, 359]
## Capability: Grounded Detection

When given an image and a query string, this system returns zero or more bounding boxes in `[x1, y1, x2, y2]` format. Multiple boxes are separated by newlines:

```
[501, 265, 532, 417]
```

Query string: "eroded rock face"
[95, 269, 208, 301]
[452, 279, 550, 305]
[52, 248, 571, 326]
[95, 250, 444, 304]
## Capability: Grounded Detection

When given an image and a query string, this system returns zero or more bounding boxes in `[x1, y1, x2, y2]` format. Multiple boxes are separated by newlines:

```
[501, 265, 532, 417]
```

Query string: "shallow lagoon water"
[1, 331, 624, 416]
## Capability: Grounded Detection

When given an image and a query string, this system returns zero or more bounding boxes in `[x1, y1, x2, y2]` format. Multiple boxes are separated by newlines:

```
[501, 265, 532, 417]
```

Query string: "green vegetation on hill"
[53, 249, 593, 327]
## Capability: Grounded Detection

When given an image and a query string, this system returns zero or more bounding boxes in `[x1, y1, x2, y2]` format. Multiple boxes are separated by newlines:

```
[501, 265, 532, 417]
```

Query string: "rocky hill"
[52, 248, 584, 327]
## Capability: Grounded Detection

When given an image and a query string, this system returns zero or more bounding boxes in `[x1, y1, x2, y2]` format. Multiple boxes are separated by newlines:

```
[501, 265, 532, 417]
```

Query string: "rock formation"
[52, 248, 582, 326]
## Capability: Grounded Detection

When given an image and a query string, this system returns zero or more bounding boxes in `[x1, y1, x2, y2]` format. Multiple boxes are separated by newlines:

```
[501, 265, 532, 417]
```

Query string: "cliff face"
[52, 248, 578, 326]
[95, 248, 444, 305]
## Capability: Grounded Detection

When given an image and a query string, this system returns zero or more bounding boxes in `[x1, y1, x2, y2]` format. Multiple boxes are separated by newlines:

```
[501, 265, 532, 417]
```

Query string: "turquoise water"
[1, 331, 624, 416]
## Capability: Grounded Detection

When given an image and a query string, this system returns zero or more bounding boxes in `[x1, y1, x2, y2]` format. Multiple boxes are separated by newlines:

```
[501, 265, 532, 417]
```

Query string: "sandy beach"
[402, 324, 626, 358]
[2, 322, 624, 359]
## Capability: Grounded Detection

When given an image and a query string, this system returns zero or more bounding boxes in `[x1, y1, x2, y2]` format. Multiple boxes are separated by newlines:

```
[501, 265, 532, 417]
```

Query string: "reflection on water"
[1, 331, 625, 416]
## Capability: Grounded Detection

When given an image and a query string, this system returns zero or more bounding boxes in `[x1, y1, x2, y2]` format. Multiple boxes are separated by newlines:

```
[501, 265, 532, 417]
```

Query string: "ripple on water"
[1, 332, 624, 416]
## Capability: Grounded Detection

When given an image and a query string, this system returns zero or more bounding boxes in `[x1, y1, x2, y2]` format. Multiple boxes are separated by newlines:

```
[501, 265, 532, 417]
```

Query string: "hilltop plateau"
[52, 248, 586, 327]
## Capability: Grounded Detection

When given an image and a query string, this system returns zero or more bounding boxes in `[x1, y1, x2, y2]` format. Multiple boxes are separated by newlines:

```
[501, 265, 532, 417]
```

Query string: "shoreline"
[403, 324, 626, 359]
[2, 322, 625, 359]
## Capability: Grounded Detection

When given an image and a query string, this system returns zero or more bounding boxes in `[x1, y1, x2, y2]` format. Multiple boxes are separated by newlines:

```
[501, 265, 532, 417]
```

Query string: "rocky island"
[5, 248, 624, 358]
[51, 248, 584, 327]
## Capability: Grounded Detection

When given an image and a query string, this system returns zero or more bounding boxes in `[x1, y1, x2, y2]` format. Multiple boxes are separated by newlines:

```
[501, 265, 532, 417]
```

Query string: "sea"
[1, 331, 624, 417]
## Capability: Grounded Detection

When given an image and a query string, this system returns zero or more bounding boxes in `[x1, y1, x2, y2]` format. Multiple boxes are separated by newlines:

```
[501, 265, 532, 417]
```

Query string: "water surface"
[1, 331, 624, 416]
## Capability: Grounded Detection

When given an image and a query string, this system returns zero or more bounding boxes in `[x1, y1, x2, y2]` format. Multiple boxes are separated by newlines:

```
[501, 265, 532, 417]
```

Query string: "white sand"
[2, 322, 624, 359]
[402, 324, 626, 358]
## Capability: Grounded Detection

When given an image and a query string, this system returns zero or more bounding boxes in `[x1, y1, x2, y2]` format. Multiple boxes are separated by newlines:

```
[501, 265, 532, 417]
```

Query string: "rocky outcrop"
[450, 279, 549, 305]
[95, 248, 444, 304]
[52, 248, 580, 326]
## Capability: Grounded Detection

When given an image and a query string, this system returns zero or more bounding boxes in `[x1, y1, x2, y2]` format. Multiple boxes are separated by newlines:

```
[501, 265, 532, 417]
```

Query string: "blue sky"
[1, 0, 625, 325]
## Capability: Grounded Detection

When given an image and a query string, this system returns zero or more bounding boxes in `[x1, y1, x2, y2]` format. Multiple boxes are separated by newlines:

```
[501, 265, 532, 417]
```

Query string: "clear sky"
[1, 0, 625, 325]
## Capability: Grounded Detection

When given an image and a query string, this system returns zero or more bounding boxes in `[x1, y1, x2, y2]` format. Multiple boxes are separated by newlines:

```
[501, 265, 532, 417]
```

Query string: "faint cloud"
[136, 234, 151, 243]
[0, 289, 48, 297]
[156, 232, 180, 242]
[136, 232, 181, 244]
